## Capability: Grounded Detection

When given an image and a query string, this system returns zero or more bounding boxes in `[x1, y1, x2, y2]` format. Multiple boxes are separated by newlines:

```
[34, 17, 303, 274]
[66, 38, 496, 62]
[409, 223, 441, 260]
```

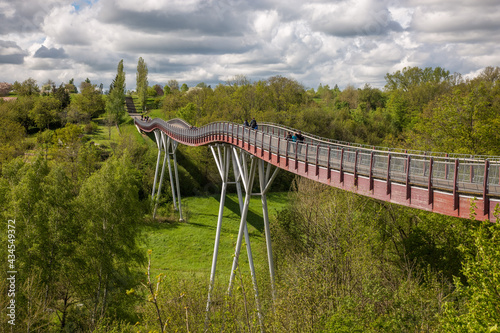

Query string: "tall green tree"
[29, 95, 61, 129]
[136, 57, 148, 112]
[53, 83, 71, 109]
[106, 59, 126, 128]
[74, 154, 144, 329]
[72, 82, 105, 121]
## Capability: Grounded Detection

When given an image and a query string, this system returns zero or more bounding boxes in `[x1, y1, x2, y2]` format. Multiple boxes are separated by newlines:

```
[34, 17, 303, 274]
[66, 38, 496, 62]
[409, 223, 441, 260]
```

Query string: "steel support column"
[228, 148, 264, 330]
[172, 141, 184, 221]
[258, 159, 279, 301]
[151, 130, 184, 221]
[153, 133, 170, 218]
[151, 130, 163, 199]
[205, 144, 231, 325]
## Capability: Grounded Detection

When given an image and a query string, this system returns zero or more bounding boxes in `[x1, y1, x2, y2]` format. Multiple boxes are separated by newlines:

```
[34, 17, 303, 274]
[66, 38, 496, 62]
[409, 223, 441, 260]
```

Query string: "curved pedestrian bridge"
[135, 117, 500, 222]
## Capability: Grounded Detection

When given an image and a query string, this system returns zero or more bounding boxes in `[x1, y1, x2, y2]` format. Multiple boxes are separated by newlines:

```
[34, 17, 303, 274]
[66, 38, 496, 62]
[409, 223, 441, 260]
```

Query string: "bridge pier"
[151, 130, 184, 221]
[205, 144, 279, 331]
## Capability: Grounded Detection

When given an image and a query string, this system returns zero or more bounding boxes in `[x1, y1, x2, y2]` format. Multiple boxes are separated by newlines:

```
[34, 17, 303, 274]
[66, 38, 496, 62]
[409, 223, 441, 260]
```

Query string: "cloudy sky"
[0, 0, 499, 91]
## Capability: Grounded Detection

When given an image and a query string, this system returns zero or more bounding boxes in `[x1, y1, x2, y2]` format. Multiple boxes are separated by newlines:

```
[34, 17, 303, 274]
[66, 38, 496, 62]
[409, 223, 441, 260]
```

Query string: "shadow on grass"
[223, 196, 265, 233]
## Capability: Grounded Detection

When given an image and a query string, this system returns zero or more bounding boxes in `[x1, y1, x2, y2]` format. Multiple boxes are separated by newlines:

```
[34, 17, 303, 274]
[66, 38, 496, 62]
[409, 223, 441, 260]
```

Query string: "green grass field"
[141, 192, 289, 280]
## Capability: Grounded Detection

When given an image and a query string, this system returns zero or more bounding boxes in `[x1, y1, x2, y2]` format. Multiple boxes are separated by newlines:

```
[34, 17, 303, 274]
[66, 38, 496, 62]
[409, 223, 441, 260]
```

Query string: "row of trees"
[141, 66, 499, 156]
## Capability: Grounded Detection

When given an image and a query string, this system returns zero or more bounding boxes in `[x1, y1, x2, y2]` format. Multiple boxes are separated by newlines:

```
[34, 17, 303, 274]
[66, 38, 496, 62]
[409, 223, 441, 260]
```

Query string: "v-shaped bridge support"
[152, 130, 184, 221]
[205, 144, 279, 331]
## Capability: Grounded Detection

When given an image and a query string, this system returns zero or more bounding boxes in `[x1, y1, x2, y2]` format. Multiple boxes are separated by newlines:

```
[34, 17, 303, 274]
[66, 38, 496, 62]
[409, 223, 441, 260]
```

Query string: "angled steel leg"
[166, 138, 177, 211]
[258, 160, 280, 301]
[171, 141, 184, 221]
[228, 150, 264, 330]
[151, 130, 163, 199]
[153, 133, 169, 218]
[206, 145, 231, 324]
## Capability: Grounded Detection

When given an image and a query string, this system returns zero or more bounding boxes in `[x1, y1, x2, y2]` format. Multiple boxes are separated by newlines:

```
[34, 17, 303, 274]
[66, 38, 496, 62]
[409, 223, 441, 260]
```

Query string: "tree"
[410, 79, 500, 155]
[153, 84, 163, 96]
[12, 78, 40, 96]
[75, 154, 144, 328]
[384, 67, 453, 132]
[53, 83, 71, 109]
[106, 59, 126, 128]
[29, 96, 61, 129]
[136, 57, 148, 111]
[0, 117, 25, 165]
[66, 78, 78, 94]
[440, 220, 500, 332]
[176, 102, 197, 125]
[267, 75, 306, 113]
[167, 79, 179, 91]
[41, 79, 55, 96]
[72, 83, 105, 121]
[0, 82, 12, 96]
[180, 83, 189, 93]
[147, 86, 157, 97]
[11, 95, 37, 129]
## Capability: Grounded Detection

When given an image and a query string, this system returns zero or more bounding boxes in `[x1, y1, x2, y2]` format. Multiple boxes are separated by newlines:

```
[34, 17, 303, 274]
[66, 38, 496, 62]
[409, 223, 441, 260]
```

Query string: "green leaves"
[136, 57, 148, 112]
[107, 59, 126, 125]
[441, 221, 500, 332]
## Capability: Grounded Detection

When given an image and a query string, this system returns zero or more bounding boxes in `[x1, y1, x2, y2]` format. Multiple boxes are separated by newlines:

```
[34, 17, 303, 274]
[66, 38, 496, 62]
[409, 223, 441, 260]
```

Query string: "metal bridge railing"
[135, 118, 500, 198]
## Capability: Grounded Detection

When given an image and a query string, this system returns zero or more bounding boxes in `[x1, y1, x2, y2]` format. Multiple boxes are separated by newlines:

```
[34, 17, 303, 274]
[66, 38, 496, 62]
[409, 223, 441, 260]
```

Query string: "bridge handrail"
[135, 117, 500, 198]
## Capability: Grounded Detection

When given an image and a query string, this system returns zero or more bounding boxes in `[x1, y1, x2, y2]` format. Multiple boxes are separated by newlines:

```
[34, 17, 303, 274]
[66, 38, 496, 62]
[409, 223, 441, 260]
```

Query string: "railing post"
[386, 153, 391, 195]
[354, 150, 358, 187]
[285, 140, 289, 167]
[261, 132, 265, 157]
[315, 145, 320, 177]
[483, 159, 490, 216]
[268, 134, 272, 161]
[453, 159, 459, 210]
[428, 157, 434, 205]
[369, 152, 374, 191]
[327, 146, 331, 180]
[254, 130, 258, 154]
[340, 148, 344, 184]
[277, 137, 281, 164]
[305, 143, 309, 174]
[294, 142, 298, 170]
[241, 125, 244, 146]
[406, 155, 411, 200]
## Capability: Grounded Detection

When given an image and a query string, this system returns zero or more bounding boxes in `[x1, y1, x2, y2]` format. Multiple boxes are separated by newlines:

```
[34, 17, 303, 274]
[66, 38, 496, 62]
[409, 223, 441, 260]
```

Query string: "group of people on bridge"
[244, 117, 305, 144]
[285, 131, 304, 143]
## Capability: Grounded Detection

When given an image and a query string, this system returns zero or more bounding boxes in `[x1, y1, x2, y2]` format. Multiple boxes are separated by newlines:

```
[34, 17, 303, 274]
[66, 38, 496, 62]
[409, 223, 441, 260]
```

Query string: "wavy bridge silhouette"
[134, 116, 500, 329]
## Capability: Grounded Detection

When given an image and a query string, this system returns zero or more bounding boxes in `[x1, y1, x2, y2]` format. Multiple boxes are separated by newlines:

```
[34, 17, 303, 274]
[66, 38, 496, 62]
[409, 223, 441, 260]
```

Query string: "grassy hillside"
[141, 192, 289, 277]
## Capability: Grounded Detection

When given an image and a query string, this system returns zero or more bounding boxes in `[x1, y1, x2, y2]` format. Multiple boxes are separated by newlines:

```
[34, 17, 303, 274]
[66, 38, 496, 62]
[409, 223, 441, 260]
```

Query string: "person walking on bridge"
[250, 117, 258, 130]
[295, 131, 304, 143]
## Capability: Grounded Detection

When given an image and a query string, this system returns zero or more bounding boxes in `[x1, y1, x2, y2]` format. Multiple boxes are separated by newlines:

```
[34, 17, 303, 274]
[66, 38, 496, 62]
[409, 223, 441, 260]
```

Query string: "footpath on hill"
[125, 96, 141, 119]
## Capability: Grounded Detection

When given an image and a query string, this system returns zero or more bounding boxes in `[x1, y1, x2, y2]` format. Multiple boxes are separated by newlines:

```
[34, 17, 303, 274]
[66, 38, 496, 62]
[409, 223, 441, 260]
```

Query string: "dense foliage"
[1, 65, 500, 331]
